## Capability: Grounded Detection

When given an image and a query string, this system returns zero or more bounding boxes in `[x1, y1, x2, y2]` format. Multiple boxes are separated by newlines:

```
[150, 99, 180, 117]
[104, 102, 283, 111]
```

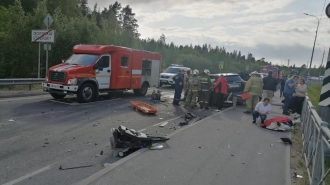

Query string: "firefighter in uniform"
[182, 70, 191, 101]
[199, 69, 212, 109]
[184, 69, 201, 109]
[243, 71, 263, 114]
[172, 69, 185, 105]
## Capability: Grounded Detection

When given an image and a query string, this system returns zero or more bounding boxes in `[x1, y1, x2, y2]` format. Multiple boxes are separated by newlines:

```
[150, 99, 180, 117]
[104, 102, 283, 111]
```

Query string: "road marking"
[0, 95, 50, 102]
[2, 166, 51, 185]
[0, 116, 182, 185]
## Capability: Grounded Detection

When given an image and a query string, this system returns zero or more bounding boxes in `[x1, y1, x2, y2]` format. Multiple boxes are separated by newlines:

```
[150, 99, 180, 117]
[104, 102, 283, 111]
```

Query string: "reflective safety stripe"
[201, 82, 208, 84]
[200, 78, 208, 81]
[201, 89, 209, 91]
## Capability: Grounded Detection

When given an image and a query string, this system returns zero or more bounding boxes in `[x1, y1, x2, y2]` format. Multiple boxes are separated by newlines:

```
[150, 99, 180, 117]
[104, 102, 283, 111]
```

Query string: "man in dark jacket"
[262, 71, 278, 102]
[172, 69, 185, 105]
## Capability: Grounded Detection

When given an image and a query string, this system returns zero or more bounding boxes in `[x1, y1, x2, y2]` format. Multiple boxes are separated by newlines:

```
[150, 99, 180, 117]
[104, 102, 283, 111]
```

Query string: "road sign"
[31, 30, 55, 43]
[219, 61, 224, 69]
[43, 14, 53, 28]
[44, 44, 51, 51]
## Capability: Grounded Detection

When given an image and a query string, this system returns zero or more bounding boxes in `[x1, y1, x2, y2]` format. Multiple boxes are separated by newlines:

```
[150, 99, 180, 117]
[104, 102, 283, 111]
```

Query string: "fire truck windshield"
[65, 54, 99, 66]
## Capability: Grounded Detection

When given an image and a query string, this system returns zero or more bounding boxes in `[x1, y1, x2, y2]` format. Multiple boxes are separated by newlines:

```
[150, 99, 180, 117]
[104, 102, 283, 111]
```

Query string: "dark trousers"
[173, 86, 183, 105]
[280, 87, 284, 97]
[252, 110, 267, 123]
[217, 93, 224, 110]
[199, 90, 210, 108]
[283, 93, 292, 114]
[292, 97, 305, 114]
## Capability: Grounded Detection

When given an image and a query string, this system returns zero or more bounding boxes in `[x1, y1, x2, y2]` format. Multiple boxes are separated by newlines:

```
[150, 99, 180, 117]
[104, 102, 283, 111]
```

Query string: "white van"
[159, 65, 191, 86]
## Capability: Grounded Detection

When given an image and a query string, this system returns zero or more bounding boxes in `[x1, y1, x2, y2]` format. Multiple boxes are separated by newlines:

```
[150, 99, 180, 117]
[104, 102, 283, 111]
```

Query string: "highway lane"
[0, 88, 218, 185]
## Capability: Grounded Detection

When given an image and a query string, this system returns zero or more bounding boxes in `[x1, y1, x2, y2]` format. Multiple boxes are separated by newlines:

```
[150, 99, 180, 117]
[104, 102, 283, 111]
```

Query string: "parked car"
[159, 66, 191, 86]
[208, 73, 245, 106]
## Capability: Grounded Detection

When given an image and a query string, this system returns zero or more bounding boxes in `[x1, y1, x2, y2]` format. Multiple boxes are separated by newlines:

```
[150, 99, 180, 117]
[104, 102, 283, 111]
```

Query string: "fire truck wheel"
[50, 93, 66, 99]
[134, 82, 148, 96]
[77, 83, 96, 103]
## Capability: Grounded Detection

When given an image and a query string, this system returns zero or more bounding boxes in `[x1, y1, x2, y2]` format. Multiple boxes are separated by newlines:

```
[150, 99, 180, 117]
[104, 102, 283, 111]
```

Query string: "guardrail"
[0, 78, 45, 90]
[301, 95, 330, 185]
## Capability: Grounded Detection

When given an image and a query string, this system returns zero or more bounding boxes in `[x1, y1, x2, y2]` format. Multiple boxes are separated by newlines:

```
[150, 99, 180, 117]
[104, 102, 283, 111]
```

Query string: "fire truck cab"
[42, 45, 161, 103]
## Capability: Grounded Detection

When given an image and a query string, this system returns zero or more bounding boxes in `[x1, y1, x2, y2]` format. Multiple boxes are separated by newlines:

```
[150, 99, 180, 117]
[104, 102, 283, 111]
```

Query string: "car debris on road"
[59, 164, 93, 171]
[110, 125, 169, 157]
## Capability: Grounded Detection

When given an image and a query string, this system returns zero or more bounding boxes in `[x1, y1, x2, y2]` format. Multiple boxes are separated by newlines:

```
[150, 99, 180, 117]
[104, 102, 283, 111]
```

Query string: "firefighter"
[243, 71, 263, 114]
[172, 69, 185, 105]
[199, 69, 212, 109]
[182, 70, 191, 101]
[184, 69, 201, 109]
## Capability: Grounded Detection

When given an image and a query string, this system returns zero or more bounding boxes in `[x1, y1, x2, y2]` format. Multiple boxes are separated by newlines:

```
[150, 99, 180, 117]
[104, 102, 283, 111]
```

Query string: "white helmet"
[204, 69, 210, 75]
[192, 69, 199, 75]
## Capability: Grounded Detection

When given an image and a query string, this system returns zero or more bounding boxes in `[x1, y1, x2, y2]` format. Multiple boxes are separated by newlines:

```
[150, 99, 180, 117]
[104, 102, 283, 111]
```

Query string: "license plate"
[161, 80, 167, 83]
[50, 84, 60, 89]
[228, 84, 240, 88]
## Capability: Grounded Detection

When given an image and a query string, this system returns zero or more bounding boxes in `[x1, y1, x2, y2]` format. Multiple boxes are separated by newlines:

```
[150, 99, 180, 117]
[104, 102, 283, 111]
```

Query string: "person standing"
[282, 75, 299, 115]
[172, 69, 185, 105]
[262, 71, 278, 101]
[252, 98, 272, 124]
[212, 74, 228, 112]
[182, 70, 191, 101]
[184, 69, 200, 109]
[199, 69, 212, 109]
[243, 71, 263, 114]
[280, 75, 287, 98]
[292, 78, 307, 115]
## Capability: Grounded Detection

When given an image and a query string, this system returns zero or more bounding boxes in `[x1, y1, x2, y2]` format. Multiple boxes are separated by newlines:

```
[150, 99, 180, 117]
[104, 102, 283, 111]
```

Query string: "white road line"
[0, 95, 50, 102]
[1, 116, 182, 185]
[2, 166, 51, 185]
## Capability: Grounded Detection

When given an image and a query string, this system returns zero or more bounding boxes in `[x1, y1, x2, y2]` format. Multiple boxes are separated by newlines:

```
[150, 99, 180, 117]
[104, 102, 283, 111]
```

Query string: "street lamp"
[317, 43, 325, 77]
[303, 13, 320, 78]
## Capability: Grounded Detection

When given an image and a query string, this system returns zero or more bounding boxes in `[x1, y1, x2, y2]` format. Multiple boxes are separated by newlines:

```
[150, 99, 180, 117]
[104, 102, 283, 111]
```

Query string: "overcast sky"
[88, 0, 330, 67]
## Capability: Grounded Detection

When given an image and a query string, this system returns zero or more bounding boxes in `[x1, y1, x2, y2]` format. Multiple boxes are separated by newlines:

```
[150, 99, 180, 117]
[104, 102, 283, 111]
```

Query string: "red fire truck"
[259, 65, 280, 79]
[42, 45, 161, 103]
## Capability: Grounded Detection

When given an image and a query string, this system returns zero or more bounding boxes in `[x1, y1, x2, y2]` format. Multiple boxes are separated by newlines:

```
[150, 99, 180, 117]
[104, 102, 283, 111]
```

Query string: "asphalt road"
[0, 87, 221, 185]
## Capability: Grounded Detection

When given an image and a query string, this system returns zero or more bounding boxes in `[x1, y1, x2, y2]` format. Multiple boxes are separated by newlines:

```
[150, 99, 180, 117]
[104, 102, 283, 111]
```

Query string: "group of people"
[172, 69, 228, 112]
[172, 68, 307, 124]
[243, 70, 307, 124]
[281, 75, 307, 116]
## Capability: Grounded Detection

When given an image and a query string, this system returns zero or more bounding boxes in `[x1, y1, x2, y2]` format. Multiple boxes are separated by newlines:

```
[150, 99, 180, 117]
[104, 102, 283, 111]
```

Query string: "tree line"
[0, 0, 324, 78]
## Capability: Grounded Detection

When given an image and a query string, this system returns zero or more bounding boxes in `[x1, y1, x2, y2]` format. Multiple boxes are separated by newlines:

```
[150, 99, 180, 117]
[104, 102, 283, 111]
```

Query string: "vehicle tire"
[77, 83, 96, 103]
[134, 82, 148, 96]
[159, 83, 163, 87]
[50, 93, 66, 99]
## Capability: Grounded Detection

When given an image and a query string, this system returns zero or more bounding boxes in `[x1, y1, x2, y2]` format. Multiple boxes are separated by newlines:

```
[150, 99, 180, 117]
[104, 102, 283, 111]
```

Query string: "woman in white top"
[291, 78, 307, 114]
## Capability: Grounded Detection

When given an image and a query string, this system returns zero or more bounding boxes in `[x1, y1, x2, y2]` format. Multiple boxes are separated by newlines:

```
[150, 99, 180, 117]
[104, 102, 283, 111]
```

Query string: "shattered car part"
[110, 125, 169, 157]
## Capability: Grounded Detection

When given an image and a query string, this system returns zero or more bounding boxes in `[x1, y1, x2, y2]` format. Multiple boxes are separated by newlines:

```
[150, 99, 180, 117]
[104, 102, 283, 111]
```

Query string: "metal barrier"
[0, 78, 45, 90]
[301, 95, 330, 185]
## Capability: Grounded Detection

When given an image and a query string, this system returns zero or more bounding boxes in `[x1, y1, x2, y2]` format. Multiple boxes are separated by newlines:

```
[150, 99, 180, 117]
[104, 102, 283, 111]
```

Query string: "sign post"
[32, 14, 54, 78]
[43, 14, 53, 77]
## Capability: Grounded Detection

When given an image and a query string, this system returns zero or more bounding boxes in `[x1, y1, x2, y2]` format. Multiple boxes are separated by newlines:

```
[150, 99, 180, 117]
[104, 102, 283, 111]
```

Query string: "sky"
[88, 0, 330, 67]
